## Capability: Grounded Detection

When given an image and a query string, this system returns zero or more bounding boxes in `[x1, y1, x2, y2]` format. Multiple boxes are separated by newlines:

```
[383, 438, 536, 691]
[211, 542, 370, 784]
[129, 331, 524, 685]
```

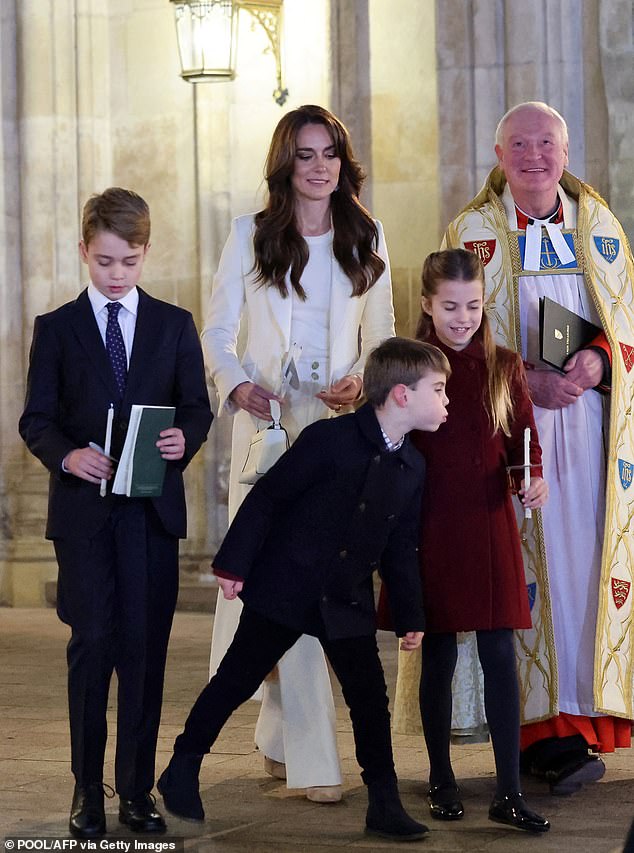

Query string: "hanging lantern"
[170, 1, 238, 82]
[170, 0, 288, 104]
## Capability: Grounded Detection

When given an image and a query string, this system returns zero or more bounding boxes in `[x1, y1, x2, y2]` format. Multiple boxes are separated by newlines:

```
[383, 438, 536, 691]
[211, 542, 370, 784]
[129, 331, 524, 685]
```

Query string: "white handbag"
[238, 399, 289, 485]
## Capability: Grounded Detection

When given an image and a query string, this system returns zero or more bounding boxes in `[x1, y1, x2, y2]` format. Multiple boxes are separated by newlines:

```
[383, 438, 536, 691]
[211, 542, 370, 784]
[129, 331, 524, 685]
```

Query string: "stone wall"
[369, 0, 440, 336]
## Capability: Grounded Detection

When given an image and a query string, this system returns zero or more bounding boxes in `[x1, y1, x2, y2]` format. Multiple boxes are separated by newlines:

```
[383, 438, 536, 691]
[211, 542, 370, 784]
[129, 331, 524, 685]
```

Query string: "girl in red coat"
[414, 249, 549, 833]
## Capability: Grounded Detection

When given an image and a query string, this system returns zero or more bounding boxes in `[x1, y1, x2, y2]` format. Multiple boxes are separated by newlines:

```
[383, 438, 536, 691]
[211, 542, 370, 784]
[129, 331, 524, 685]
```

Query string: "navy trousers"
[174, 606, 397, 786]
[55, 499, 178, 799]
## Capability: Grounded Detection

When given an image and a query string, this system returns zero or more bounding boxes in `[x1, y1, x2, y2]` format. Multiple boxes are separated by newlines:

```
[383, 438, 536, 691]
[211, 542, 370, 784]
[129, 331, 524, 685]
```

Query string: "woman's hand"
[230, 381, 281, 420]
[316, 374, 363, 413]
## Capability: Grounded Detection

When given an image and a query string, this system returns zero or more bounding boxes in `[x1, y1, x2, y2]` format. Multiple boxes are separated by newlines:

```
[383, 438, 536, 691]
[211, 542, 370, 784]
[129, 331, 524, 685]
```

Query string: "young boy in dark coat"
[19, 188, 213, 839]
[157, 336, 450, 842]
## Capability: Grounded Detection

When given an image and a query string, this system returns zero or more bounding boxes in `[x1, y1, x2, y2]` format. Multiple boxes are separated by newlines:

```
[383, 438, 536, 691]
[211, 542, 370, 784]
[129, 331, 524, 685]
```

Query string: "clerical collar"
[515, 199, 573, 271]
[515, 200, 563, 230]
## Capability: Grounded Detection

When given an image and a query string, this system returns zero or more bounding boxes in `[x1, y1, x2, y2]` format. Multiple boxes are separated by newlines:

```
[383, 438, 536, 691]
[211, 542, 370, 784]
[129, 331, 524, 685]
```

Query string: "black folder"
[539, 297, 602, 370]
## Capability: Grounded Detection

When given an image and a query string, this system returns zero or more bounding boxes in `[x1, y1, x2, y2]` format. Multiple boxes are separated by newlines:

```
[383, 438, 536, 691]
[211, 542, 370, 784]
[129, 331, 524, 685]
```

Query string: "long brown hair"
[252, 105, 385, 299]
[416, 249, 513, 436]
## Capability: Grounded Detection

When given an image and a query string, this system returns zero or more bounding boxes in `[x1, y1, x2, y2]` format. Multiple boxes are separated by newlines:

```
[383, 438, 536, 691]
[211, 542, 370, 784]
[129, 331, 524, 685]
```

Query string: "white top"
[289, 231, 332, 391]
[290, 231, 331, 361]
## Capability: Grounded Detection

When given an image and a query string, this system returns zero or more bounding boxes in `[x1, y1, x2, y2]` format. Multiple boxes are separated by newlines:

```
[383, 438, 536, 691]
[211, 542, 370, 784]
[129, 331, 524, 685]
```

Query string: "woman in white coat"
[201, 104, 395, 802]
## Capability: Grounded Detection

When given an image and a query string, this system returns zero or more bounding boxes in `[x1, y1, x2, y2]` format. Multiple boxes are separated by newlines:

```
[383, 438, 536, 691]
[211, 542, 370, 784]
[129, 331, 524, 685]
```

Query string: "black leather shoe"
[489, 793, 550, 833]
[69, 784, 106, 839]
[428, 784, 464, 820]
[547, 754, 605, 795]
[119, 794, 166, 833]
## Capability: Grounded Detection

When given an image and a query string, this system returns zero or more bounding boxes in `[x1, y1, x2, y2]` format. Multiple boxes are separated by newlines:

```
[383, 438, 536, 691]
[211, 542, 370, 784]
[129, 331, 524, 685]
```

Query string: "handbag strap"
[269, 398, 282, 428]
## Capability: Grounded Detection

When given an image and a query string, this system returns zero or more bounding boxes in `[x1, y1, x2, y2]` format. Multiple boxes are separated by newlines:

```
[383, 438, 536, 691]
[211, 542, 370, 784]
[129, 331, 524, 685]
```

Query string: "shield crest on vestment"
[593, 236, 620, 264]
[612, 578, 631, 610]
[618, 459, 633, 491]
[464, 239, 496, 267]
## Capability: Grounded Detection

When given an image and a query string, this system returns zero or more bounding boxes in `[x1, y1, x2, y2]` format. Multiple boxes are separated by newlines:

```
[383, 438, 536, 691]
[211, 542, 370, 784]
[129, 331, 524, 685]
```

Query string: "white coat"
[201, 212, 395, 788]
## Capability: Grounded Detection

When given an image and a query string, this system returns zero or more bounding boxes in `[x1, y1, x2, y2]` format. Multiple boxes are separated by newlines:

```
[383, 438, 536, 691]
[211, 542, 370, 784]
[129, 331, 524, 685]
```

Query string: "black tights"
[420, 629, 520, 796]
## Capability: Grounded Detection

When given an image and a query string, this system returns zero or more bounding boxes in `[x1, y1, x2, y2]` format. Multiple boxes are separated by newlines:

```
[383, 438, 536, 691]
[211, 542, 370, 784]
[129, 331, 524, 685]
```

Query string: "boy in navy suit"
[158, 336, 450, 842]
[19, 188, 212, 839]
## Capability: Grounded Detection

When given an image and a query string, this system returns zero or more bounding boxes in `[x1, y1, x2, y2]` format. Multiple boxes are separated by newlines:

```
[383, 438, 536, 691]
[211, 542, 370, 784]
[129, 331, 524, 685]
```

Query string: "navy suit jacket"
[213, 403, 426, 641]
[19, 287, 212, 540]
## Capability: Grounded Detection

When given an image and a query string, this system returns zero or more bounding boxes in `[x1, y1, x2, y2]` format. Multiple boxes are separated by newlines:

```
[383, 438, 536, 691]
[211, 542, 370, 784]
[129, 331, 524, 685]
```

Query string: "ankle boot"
[157, 752, 204, 821]
[365, 778, 429, 841]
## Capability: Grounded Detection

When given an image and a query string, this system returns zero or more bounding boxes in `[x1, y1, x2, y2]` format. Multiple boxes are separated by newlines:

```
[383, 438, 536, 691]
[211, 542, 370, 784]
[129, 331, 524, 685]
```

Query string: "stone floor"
[2, 607, 634, 852]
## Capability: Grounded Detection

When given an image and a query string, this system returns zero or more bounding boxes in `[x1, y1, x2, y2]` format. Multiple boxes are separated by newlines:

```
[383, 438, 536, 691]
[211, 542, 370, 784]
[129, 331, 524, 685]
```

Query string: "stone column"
[329, 0, 373, 208]
[2, 0, 84, 605]
[368, 0, 441, 334]
[599, 0, 634, 237]
[0, 0, 24, 600]
[191, 81, 234, 563]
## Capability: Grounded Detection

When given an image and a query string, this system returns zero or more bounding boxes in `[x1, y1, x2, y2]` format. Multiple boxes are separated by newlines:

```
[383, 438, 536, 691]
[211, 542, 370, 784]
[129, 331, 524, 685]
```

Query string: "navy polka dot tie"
[105, 301, 127, 397]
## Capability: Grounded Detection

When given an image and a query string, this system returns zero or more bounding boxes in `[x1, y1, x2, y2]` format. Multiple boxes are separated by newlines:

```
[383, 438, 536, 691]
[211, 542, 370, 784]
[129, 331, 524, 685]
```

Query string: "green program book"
[112, 405, 175, 497]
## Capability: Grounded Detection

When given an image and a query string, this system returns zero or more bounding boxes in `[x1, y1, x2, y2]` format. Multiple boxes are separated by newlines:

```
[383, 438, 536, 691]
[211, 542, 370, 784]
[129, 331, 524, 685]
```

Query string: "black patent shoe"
[427, 784, 464, 820]
[489, 792, 550, 833]
[69, 784, 106, 839]
[119, 793, 166, 833]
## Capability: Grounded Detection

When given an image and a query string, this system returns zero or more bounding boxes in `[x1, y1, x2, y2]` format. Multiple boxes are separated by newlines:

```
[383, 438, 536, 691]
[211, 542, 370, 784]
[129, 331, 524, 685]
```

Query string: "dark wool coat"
[213, 403, 426, 641]
[413, 334, 541, 633]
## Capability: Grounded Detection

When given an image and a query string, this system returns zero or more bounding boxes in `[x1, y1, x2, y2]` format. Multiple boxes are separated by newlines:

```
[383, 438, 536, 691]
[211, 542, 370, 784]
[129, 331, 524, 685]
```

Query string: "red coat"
[412, 334, 541, 633]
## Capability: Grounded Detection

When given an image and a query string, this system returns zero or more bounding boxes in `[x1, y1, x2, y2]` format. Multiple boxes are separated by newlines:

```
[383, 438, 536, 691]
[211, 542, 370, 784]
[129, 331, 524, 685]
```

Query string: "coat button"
[358, 502, 366, 512]
[339, 549, 348, 559]
[373, 454, 381, 463]
[322, 595, 328, 603]
[311, 372, 319, 380]
[312, 361, 319, 370]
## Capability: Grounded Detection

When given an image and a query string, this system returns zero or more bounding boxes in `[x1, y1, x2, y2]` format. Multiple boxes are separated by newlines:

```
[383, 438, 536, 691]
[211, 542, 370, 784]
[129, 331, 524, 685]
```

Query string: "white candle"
[523, 426, 532, 519]
[100, 403, 114, 498]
